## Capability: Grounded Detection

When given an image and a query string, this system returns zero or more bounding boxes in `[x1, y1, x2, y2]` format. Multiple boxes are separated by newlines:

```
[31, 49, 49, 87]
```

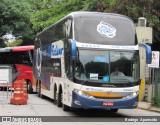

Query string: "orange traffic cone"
[22, 80, 28, 99]
[10, 80, 27, 105]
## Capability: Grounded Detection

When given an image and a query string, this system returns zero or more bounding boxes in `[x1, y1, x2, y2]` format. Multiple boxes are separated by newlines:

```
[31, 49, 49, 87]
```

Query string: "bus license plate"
[103, 102, 114, 106]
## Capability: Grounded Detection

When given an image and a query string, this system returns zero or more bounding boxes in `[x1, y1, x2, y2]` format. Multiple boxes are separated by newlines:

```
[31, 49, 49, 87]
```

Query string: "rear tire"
[57, 89, 62, 107]
[40, 88, 45, 99]
[27, 81, 33, 94]
[38, 83, 44, 99]
[37, 83, 41, 97]
[54, 89, 57, 105]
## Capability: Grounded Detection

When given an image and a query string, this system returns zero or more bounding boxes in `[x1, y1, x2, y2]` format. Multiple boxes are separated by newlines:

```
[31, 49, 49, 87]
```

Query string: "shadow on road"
[60, 109, 128, 122]
[39, 95, 128, 118]
[69, 108, 126, 117]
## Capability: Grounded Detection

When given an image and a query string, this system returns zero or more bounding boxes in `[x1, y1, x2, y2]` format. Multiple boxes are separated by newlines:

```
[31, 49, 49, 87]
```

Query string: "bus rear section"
[0, 45, 34, 93]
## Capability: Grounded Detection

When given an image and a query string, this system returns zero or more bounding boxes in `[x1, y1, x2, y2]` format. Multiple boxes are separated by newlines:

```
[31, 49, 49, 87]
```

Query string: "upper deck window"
[74, 16, 135, 45]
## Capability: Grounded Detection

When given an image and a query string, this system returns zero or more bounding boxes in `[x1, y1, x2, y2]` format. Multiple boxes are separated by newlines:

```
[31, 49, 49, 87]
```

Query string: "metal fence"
[0, 86, 13, 105]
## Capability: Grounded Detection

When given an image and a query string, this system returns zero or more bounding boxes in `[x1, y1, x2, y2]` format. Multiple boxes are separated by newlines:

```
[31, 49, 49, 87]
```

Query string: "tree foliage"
[0, 0, 33, 38]
[82, 0, 160, 43]
[31, 0, 159, 43]
[0, 0, 159, 47]
[28, 0, 60, 10]
[6, 39, 23, 47]
[31, 0, 85, 33]
[0, 37, 6, 47]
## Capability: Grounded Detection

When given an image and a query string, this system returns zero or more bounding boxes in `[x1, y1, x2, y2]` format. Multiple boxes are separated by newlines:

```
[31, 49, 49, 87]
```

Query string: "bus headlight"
[74, 89, 94, 99]
[123, 91, 139, 99]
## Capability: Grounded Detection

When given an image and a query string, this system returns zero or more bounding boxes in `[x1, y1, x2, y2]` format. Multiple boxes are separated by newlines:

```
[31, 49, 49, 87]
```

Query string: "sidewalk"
[138, 101, 160, 113]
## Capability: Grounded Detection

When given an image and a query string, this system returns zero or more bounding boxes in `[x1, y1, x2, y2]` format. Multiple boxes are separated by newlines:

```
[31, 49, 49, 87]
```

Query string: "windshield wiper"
[121, 77, 133, 86]
[111, 77, 132, 85]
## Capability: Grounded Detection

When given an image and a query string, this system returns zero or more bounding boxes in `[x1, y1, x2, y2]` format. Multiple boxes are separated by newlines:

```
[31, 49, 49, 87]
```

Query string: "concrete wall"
[136, 27, 152, 101]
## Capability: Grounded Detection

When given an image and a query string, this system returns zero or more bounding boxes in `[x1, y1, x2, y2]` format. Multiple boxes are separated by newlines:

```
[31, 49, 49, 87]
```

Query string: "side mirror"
[69, 39, 76, 60]
[139, 43, 152, 64]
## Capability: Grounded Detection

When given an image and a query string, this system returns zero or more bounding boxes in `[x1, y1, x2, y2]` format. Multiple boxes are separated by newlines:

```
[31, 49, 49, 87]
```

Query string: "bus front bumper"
[72, 91, 138, 109]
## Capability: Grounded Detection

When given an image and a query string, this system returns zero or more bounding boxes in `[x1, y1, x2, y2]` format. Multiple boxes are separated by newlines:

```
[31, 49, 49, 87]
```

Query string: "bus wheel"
[110, 109, 118, 112]
[40, 87, 44, 99]
[57, 89, 62, 107]
[36, 84, 39, 94]
[54, 89, 57, 105]
[27, 81, 33, 94]
[37, 83, 41, 97]
[63, 104, 70, 111]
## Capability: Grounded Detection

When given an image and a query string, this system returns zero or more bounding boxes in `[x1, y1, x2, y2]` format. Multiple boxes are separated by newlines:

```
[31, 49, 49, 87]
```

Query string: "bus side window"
[64, 41, 71, 76]
[63, 19, 72, 39]
[53, 59, 61, 77]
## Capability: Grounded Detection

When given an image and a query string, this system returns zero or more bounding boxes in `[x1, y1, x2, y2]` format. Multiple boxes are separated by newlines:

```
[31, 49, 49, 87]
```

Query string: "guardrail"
[0, 80, 13, 103]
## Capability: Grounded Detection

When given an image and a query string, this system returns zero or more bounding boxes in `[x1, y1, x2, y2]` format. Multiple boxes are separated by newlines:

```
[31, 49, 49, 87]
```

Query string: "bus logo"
[97, 21, 116, 38]
[51, 45, 64, 56]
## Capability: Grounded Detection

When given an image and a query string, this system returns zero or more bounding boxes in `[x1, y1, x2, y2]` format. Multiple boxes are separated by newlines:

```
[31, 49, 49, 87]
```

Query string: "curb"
[138, 107, 160, 113]
[149, 107, 160, 113]
[138, 102, 160, 113]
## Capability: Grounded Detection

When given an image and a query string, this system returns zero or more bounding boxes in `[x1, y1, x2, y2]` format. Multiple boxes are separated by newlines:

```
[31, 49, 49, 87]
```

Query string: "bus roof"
[36, 11, 134, 37]
[70, 11, 133, 22]
[0, 45, 34, 52]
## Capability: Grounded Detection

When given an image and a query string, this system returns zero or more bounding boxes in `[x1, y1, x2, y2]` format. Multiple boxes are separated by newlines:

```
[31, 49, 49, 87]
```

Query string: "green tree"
[82, 0, 160, 43]
[1, 0, 159, 47]
[0, 37, 5, 47]
[31, 0, 85, 33]
[28, 0, 60, 10]
[6, 39, 23, 47]
[0, 0, 33, 46]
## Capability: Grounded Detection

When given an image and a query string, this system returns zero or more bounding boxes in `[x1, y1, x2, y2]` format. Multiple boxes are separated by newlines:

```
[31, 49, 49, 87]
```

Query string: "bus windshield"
[74, 49, 139, 84]
[0, 51, 32, 66]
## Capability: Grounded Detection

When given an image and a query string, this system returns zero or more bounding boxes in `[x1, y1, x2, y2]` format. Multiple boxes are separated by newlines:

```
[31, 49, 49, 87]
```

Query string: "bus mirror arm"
[66, 60, 75, 82]
[69, 39, 76, 61]
[139, 43, 152, 64]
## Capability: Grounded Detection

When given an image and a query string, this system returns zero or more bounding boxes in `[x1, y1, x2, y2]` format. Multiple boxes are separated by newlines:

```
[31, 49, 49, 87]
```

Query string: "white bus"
[33, 12, 151, 112]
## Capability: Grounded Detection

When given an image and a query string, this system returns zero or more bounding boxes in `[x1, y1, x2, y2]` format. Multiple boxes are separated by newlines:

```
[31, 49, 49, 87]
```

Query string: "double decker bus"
[0, 45, 34, 93]
[33, 12, 151, 111]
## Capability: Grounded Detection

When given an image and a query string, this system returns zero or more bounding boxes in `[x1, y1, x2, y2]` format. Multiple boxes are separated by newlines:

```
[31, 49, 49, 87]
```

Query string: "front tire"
[110, 109, 118, 112]
[63, 104, 70, 111]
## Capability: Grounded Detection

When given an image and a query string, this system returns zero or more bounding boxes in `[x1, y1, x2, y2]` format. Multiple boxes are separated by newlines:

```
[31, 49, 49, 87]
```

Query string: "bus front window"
[74, 49, 139, 84]
[110, 51, 139, 83]
[75, 49, 109, 82]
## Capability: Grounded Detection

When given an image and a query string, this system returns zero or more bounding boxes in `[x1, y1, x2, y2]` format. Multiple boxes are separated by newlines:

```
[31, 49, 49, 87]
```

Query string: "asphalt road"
[0, 90, 160, 124]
